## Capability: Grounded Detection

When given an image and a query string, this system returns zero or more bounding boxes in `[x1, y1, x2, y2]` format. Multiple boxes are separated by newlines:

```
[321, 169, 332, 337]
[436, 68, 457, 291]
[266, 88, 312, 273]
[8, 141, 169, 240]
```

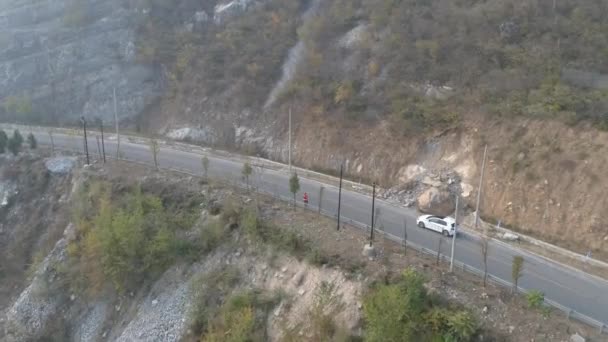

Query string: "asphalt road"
[34, 131, 608, 329]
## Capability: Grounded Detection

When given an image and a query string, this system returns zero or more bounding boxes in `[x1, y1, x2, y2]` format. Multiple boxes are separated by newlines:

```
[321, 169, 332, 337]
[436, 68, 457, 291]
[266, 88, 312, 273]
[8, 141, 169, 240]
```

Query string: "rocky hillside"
[1, 155, 601, 342]
[0, 0, 160, 124]
[1, 1, 607, 257]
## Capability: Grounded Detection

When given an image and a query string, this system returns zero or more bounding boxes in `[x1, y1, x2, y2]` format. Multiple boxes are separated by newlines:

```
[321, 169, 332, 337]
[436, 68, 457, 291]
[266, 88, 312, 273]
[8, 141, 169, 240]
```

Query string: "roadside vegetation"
[364, 268, 477, 342]
[0, 129, 24, 156]
[66, 180, 202, 295]
[64, 172, 588, 341]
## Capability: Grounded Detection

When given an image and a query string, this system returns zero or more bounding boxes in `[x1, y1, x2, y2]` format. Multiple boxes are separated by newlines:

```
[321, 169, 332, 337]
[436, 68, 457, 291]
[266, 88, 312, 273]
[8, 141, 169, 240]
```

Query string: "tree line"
[0, 129, 37, 156]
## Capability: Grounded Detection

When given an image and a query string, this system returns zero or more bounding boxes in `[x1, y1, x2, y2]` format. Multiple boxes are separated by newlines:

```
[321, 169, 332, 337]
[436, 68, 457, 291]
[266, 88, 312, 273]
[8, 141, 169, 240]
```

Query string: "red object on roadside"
[303, 192, 309, 204]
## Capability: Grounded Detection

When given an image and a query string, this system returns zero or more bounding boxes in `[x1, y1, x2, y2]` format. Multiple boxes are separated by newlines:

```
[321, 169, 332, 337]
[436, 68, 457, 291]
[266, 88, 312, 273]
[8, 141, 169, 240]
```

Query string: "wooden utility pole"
[113, 87, 120, 158]
[288, 106, 292, 173]
[99, 119, 106, 163]
[337, 164, 343, 230]
[369, 183, 376, 247]
[475, 145, 488, 229]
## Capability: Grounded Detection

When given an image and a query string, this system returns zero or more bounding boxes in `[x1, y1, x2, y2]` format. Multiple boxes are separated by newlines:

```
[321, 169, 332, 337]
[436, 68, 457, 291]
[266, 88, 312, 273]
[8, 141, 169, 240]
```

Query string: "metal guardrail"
[6, 123, 606, 336]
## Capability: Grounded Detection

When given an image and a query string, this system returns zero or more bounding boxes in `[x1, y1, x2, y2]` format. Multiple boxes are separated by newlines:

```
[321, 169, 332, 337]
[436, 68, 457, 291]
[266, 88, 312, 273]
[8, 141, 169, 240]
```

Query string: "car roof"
[428, 215, 456, 223]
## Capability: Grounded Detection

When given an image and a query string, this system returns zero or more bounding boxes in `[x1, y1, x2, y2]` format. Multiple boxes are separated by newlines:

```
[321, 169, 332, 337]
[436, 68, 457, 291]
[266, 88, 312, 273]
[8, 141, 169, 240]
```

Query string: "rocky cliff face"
[0, 0, 160, 124]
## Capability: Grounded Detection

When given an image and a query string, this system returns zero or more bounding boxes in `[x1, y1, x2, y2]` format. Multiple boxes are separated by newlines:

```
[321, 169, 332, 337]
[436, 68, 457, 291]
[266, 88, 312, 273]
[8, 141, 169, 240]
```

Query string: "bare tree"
[436, 236, 444, 266]
[201, 156, 210, 180]
[480, 237, 490, 287]
[511, 255, 524, 294]
[149, 138, 160, 170]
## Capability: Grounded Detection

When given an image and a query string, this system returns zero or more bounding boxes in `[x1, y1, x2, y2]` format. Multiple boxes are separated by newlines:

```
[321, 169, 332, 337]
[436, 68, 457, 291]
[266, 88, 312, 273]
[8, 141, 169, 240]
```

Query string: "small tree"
[7, 130, 23, 156]
[242, 162, 253, 189]
[289, 173, 300, 209]
[0, 130, 7, 154]
[403, 219, 408, 256]
[149, 138, 160, 170]
[480, 237, 489, 287]
[201, 156, 210, 180]
[27, 133, 37, 149]
[511, 255, 524, 294]
[436, 236, 443, 265]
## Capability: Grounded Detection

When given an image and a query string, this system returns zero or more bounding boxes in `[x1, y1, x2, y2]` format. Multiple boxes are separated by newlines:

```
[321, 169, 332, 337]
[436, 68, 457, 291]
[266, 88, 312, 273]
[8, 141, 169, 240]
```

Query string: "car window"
[429, 218, 440, 224]
[438, 220, 447, 226]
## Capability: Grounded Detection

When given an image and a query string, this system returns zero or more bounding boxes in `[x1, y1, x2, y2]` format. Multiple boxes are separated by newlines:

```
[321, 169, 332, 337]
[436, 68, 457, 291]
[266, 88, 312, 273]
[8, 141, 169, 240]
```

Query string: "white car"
[417, 215, 457, 237]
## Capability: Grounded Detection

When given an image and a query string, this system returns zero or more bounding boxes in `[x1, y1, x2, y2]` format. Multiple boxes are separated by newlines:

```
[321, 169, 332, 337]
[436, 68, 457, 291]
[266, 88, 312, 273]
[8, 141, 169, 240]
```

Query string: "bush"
[27, 133, 37, 149]
[0, 129, 7, 153]
[363, 268, 478, 342]
[68, 183, 203, 293]
[201, 289, 280, 342]
[526, 290, 545, 309]
[7, 130, 23, 155]
[189, 267, 242, 337]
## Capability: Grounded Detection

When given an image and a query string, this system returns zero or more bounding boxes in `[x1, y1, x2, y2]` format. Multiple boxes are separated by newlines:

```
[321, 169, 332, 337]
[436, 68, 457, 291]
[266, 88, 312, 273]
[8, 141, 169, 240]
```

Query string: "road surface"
[30, 130, 608, 330]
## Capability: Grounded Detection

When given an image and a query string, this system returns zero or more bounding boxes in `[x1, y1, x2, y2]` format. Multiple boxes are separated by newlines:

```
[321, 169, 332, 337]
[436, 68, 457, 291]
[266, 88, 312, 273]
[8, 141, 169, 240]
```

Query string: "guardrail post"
[600, 324, 604, 334]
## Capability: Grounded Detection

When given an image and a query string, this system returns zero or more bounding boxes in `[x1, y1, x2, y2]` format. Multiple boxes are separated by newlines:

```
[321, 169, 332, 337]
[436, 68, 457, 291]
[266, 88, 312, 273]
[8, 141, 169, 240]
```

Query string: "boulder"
[570, 333, 586, 342]
[417, 187, 455, 216]
[502, 232, 520, 241]
[45, 157, 76, 174]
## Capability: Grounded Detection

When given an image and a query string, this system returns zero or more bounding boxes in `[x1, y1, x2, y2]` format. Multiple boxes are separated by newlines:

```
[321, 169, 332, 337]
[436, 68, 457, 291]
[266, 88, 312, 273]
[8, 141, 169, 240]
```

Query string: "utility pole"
[99, 119, 106, 163]
[288, 106, 292, 173]
[336, 164, 343, 230]
[81, 116, 90, 165]
[369, 182, 376, 247]
[450, 195, 459, 272]
[475, 144, 488, 229]
[113, 87, 120, 158]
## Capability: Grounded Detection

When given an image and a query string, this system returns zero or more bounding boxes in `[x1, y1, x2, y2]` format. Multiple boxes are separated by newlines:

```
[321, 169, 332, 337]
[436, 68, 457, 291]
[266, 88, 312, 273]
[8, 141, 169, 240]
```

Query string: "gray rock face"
[0, 0, 161, 124]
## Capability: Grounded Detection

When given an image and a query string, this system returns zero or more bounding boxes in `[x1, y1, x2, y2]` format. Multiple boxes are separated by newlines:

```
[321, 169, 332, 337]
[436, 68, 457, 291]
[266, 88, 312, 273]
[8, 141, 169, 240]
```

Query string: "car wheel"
[418, 222, 425, 229]
[442, 230, 449, 237]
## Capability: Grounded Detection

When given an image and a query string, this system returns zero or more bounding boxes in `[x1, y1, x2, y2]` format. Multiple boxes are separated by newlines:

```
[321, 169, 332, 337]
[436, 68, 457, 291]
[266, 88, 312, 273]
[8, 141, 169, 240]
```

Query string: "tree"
[241, 162, 253, 189]
[0, 130, 7, 154]
[7, 130, 23, 156]
[363, 268, 429, 341]
[403, 219, 408, 256]
[318, 186, 324, 214]
[289, 173, 300, 209]
[436, 235, 443, 266]
[511, 256, 524, 294]
[480, 237, 490, 287]
[27, 133, 37, 149]
[149, 138, 160, 170]
[201, 156, 210, 180]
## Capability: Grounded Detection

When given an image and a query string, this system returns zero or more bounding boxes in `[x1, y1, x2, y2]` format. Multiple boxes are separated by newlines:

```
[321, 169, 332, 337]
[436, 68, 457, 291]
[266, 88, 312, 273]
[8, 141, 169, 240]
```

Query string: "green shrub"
[68, 183, 203, 293]
[363, 268, 478, 342]
[27, 133, 37, 149]
[0, 129, 7, 153]
[526, 290, 545, 309]
[7, 130, 23, 155]
[199, 220, 230, 253]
